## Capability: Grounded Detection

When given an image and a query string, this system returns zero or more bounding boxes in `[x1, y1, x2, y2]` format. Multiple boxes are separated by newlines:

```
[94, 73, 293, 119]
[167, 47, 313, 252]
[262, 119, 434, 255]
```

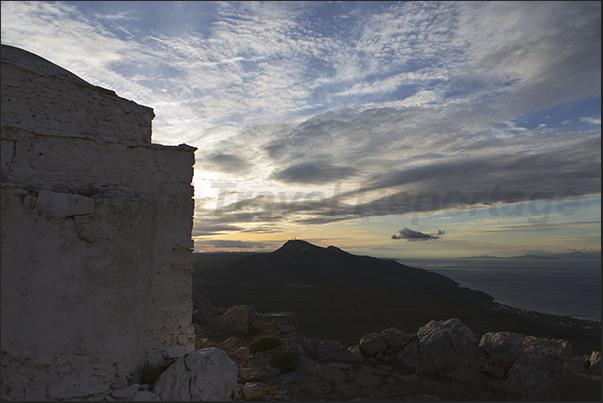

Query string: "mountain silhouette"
[200, 239, 493, 310]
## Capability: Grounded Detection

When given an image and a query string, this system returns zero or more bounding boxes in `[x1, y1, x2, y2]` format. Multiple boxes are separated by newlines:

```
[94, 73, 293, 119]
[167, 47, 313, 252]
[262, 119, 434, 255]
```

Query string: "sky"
[2, 1, 601, 258]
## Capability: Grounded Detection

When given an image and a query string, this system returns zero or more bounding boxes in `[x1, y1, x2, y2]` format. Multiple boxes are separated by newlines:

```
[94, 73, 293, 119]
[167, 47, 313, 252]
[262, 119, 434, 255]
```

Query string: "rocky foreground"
[99, 302, 601, 401]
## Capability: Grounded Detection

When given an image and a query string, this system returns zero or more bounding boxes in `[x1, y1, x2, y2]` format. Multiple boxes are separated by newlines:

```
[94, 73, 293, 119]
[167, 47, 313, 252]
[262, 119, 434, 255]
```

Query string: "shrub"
[248, 335, 282, 353]
[306, 347, 318, 361]
[192, 311, 202, 325]
[137, 361, 168, 387]
[269, 350, 299, 374]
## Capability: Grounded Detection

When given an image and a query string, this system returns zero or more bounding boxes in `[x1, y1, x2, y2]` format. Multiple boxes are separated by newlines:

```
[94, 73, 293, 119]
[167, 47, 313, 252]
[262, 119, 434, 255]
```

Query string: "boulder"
[393, 336, 421, 371]
[47, 378, 112, 400]
[192, 290, 217, 324]
[521, 335, 573, 358]
[350, 367, 381, 387]
[232, 347, 251, 361]
[480, 332, 595, 400]
[300, 380, 332, 400]
[359, 332, 387, 357]
[339, 345, 365, 363]
[313, 339, 364, 363]
[380, 327, 413, 351]
[575, 354, 592, 370]
[219, 336, 241, 354]
[417, 318, 483, 375]
[192, 323, 207, 340]
[316, 339, 345, 357]
[212, 305, 254, 335]
[131, 391, 161, 401]
[253, 311, 297, 335]
[110, 383, 140, 399]
[210, 305, 298, 337]
[154, 348, 238, 401]
[507, 336, 574, 401]
[239, 367, 269, 382]
[335, 383, 361, 398]
[281, 334, 321, 355]
[589, 351, 601, 375]
[308, 364, 347, 383]
[479, 332, 527, 373]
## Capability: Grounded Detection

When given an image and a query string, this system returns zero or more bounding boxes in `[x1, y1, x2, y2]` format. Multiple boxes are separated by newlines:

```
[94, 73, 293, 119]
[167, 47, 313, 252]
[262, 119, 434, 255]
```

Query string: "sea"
[399, 258, 601, 322]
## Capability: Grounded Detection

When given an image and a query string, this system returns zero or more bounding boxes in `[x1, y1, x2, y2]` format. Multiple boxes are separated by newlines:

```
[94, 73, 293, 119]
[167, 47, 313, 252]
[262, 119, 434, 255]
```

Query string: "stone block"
[35, 189, 94, 217]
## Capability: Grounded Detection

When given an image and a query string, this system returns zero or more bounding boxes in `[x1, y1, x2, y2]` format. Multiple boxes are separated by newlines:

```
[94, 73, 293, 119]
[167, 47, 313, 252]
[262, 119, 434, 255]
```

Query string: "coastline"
[493, 302, 601, 331]
[404, 257, 601, 322]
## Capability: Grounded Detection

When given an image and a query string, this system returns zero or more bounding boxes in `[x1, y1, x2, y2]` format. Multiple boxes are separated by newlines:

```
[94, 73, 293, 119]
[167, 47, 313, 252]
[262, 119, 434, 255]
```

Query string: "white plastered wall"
[1, 45, 197, 400]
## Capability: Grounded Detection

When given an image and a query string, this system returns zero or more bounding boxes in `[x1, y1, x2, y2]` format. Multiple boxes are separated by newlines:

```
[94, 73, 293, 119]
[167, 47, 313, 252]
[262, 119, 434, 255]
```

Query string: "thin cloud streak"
[475, 220, 601, 233]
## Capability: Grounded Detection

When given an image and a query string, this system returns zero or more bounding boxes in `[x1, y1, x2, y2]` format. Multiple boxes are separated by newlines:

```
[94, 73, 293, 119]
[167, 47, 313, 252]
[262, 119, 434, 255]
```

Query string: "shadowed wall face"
[1, 44, 197, 401]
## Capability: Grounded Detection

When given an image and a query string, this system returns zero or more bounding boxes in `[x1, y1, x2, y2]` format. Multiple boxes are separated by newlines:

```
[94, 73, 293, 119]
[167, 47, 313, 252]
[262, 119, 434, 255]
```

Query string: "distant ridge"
[462, 251, 601, 260]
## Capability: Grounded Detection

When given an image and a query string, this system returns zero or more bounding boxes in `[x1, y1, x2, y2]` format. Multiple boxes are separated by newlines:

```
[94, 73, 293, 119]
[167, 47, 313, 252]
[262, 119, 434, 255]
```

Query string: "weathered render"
[1, 44, 197, 400]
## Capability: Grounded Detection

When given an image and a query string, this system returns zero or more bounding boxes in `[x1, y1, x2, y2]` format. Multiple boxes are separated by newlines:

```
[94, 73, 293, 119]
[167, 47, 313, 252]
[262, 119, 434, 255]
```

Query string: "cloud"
[2, 1, 600, 240]
[270, 162, 358, 184]
[195, 239, 268, 250]
[475, 220, 601, 233]
[3, 1, 599, 146]
[201, 153, 254, 175]
[391, 228, 446, 241]
[192, 224, 243, 237]
[190, 122, 600, 231]
[94, 11, 137, 21]
[453, 1, 601, 114]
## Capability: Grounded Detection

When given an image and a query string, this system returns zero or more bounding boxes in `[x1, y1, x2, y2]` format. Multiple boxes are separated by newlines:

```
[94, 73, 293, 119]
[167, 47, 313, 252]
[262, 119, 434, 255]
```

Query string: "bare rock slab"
[154, 348, 238, 401]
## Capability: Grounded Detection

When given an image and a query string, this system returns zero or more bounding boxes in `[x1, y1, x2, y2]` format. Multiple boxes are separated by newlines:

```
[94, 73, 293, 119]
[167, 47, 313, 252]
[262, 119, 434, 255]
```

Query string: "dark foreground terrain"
[194, 240, 600, 356]
[194, 325, 602, 401]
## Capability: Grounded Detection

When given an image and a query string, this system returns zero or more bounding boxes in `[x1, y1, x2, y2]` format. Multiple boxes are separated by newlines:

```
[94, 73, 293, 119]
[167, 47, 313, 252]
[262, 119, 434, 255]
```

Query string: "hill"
[200, 240, 491, 303]
[194, 240, 600, 354]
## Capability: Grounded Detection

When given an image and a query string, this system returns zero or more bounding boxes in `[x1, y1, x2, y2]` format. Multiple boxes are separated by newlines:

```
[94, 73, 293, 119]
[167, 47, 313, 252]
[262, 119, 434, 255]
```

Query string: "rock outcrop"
[417, 318, 486, 381]
[359, 332, 388, 357]
[191, 309, 600, 401]
[589, 350, 601, 374]
[154, 348, 238, 401]
[481, 332, 596, 400]
[192, 301, 298, 341]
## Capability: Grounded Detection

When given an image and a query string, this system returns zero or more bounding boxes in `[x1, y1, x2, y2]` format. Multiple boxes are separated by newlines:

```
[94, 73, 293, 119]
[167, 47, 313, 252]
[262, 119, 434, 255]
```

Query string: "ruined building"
[1, 44, 197, 400]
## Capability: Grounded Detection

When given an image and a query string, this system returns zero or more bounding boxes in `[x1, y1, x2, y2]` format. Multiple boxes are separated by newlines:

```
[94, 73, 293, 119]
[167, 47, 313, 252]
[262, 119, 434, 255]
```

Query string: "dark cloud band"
[391, 227, 445, 241]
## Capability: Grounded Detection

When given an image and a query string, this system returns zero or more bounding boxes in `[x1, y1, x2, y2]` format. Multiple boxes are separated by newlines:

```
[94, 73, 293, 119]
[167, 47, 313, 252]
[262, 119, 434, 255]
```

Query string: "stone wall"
[1, 45, 197, 400]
